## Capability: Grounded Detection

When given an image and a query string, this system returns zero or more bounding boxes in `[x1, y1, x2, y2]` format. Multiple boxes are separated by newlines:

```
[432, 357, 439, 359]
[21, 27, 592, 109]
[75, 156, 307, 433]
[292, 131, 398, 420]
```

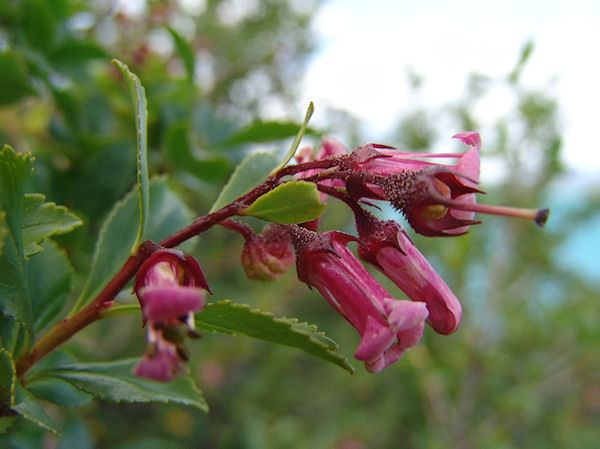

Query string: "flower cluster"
[282, 133, 548, 372]
[132, 132, 549, 379]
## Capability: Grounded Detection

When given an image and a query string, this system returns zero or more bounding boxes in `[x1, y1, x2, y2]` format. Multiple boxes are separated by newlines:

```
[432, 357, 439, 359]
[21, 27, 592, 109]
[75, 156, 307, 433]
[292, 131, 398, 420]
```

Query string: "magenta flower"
[290, 226, 429, 373]
[355, 211, 461, 335]
[133, 249, 210, 382]
[345, 132, 547, 236]
[134, 249, 210, 325]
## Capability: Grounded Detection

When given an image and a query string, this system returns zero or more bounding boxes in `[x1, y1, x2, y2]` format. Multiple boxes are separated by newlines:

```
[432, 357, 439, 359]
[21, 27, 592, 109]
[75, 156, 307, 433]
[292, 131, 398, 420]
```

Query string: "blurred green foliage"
[1, 1, 599, 448]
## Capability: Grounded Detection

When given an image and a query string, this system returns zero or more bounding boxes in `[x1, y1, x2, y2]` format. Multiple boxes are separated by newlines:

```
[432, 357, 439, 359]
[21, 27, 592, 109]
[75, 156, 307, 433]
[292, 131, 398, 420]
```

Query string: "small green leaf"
[42, 359, 208, 412]
[71, 178, 194, 314]
[0, 50, 36, 105]
[27, 240, 73, 333]
[196, 300, 354, 374]
[112, 59, 150, 254]
[21, 193, 82, 258]
[0, 146, 34, 331]
[243, 180, 327, 224]
[209, 152, 280, 213]
[167, 27, 195, 81]
[270, 102, 314, 175]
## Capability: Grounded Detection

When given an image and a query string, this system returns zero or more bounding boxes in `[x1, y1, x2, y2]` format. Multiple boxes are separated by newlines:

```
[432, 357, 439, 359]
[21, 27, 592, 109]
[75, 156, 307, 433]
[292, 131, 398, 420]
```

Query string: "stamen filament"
[449, 202, 550, 227]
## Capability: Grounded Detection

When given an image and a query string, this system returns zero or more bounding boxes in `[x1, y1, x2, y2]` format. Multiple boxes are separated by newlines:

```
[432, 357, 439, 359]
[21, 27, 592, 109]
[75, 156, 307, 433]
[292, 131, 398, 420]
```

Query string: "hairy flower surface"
[290, 226, 429, 373]
[133, 249, 210, 382]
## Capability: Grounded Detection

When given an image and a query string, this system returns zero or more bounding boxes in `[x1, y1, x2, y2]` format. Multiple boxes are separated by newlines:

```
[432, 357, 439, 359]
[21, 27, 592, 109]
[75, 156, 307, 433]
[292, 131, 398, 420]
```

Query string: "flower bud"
[241, 223, 294, 281]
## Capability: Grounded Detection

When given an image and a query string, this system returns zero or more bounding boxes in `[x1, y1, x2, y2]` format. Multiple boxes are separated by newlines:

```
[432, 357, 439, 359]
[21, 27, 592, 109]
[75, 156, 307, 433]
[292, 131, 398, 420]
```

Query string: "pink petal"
[140, 286, 205, 323]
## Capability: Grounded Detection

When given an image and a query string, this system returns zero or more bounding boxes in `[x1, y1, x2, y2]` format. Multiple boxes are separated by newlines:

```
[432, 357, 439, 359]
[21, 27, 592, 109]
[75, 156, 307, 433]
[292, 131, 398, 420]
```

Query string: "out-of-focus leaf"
[167, 27, 195, 81]
[209, 152, 280, 213]
[21, 0, 59, 51]
[0, 416, 17, 434]
[21, 193, 82, 258]
[221, 119, 316, 148]
[0, 50, 36, 105]
[112, 59, 149, 254]
[270, 101, 314, 174]
[72, 178, 194, 314]
[243, 180, 327, 224]
[165, 123, 231, 183]
[0, 146, 34, 331]
[196, 300, 354, 373]
[42, 359, 208, 412]
[26, 240, 73, 333]
[49, 39, 107, 70]
[145, 177, 196, 249]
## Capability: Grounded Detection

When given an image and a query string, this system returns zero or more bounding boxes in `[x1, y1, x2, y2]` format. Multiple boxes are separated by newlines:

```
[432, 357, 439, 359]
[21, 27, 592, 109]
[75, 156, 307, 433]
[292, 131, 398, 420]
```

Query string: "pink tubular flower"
[290, 226, 429, 373]
[355, 211, 461, 335]
[347, 132, 548, 236]
[133, 249, 210, 382]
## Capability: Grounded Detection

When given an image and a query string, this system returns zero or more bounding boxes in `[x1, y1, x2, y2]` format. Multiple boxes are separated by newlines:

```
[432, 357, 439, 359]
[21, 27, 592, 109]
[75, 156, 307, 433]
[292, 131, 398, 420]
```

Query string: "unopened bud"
[241, 224, 294, 282]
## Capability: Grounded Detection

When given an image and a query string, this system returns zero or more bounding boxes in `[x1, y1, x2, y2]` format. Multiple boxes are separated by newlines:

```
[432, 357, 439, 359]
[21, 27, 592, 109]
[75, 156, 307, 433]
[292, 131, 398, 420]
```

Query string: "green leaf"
[209, 152, 280, 213]
[243, 180, 327, 224]
[27, 377, 92, 408]
[21, 193, 82, 258]
[42, 359, 208, 412]
[196, 300, 354, 374]
[0, 146, 34, 331]
[0, 347, 16, 405]
[270, 101, 314, 175]
[12, 382, 60, 436]
[0, 416, 17, 434]
[27, 240, 73, 333]
[165, 123, 231, 184]
[0, 347, 60, 436]
[0, 211, 5, 258]
[72, 178, 194, 314]
[221, 119, 316, 148]
[167, 27, 195, 81]
[0, 50, 36, 105]
[111, 59, 150, 254]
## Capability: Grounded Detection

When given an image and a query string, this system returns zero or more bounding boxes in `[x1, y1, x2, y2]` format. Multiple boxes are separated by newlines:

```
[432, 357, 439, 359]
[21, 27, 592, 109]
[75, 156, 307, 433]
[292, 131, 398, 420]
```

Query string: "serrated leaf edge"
[22, 193, 83, 257]
[42, 359, 208, 412]
[111, 59, 149, 255]
[197, 300, 354, 373]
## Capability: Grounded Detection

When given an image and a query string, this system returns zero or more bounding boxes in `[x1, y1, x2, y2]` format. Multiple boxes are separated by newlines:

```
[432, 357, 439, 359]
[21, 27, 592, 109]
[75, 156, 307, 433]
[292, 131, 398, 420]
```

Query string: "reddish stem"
[15, 172, 285, 379]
